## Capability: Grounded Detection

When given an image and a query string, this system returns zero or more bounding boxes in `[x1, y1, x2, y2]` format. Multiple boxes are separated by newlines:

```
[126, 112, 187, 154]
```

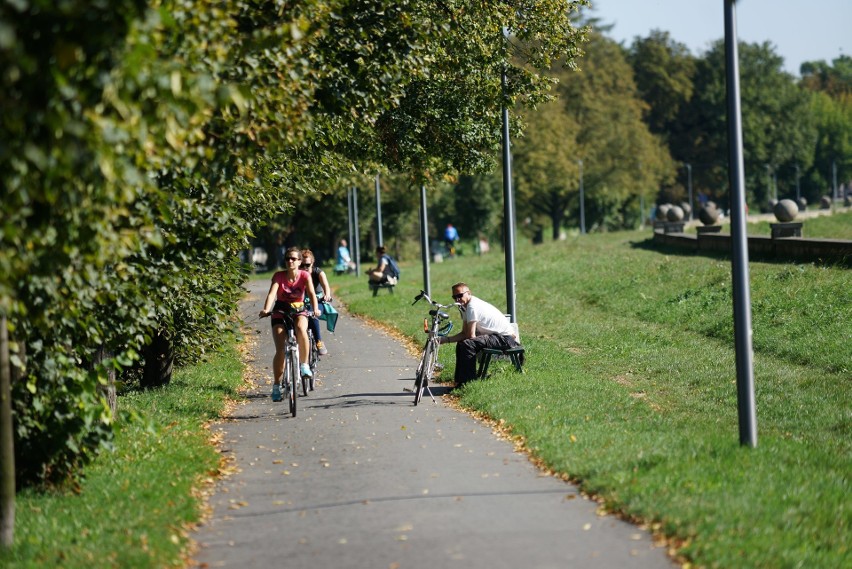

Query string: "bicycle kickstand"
[423, 383, 437, 403]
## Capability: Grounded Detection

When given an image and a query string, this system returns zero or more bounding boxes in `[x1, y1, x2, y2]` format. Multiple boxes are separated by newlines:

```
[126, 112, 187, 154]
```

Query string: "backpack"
[386, 255, 401, 279]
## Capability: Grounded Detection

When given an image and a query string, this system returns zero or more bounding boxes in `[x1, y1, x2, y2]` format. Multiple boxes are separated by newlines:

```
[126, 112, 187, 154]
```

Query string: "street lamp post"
[685, 163, 693, 220]
[578, 159, 586, 235]
[724, 0, 757, 448]
[795, 164, 801, 201]
[352, 186, 361, 277]
[375, 173, 383, 246]
[765, 164, 772, 203]
[500, 26, 517, 323]
[419, 184, 431, 297]
[832, 160, 838, 202]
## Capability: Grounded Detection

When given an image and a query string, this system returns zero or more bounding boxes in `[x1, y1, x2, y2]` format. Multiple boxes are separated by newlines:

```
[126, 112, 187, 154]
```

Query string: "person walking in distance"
[438, 282, 520, 387]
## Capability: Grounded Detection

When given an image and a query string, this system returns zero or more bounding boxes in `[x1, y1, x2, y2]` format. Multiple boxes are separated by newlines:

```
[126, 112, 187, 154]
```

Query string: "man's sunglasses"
[452, 292, 467, 300]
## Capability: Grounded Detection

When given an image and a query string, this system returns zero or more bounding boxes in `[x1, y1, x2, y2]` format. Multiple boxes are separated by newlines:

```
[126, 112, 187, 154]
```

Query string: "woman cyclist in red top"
[259, 246, 321, 402]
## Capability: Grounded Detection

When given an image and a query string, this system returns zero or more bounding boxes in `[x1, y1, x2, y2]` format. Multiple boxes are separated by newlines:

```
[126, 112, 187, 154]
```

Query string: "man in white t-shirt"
[439, 282, 520, 386]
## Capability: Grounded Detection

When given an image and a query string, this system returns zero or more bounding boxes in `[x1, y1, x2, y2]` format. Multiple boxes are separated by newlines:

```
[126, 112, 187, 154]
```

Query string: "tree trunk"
[95, 347, 117, 417]
[141, 329, 174, 389]
[550, 210, 564, 241]
[0, 314, 15, 548]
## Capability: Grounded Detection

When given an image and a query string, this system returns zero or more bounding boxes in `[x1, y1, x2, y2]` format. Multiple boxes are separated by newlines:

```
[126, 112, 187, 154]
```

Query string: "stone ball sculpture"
[656, 203, 672, 220]
[773, 199, 798, 222]
[768, 198, 779, 210]
[666, 205, 685, 222]
[680, 202, 692, 217]
[797, 197, 807, 211]
[698, 204, 721, 226]
[820, 195, 832, 209]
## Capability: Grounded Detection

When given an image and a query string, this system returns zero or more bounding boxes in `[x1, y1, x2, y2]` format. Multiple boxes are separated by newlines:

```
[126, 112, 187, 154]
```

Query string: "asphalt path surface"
[191, 280, 675, 568]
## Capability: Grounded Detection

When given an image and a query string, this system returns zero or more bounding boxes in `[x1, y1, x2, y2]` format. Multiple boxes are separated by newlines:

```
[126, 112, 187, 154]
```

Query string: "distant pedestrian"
[477, 234, 490, 255]
[444, 223, 459, 257]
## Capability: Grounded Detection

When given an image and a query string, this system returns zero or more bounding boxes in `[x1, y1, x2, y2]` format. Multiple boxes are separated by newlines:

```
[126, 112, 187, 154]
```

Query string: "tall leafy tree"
[806, 92, 852, 201]
[628, 29, 696, 139]
[799, 56, 852, 199]
[800, 55, 852, 99]
[514, 33, 674, 234]
[672, 40, 816, 207]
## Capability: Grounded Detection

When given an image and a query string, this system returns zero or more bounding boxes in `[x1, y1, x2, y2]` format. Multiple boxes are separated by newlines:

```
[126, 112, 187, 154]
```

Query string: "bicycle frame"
[269, 311, 300, 417]
[411, 290, 456, 405]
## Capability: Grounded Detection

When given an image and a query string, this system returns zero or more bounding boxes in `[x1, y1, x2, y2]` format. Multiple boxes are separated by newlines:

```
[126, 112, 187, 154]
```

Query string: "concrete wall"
[652, 230, 852, 266]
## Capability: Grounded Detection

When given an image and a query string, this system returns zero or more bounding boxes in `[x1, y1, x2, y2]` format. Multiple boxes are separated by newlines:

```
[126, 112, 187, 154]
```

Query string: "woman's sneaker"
[316, 340, 328, 355]
[271, 384, 282, 402]
[300, 363, 312, 378]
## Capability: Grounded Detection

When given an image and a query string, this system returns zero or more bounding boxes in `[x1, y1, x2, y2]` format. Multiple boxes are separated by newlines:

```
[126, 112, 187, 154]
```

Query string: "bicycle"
[306, 327, 318, 392]
[260, 309, 300, 417]
[304, 298, 332, 393]
[410, 290, 456, 405]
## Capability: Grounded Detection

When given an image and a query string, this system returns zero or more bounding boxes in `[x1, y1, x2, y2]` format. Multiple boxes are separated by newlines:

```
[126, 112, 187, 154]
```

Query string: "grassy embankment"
[331, 211, 850, 568]
[0, 343, 245, 569]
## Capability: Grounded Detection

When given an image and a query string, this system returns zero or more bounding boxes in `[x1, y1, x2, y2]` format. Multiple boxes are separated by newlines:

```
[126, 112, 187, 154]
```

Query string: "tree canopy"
[0, 1, 589, 485]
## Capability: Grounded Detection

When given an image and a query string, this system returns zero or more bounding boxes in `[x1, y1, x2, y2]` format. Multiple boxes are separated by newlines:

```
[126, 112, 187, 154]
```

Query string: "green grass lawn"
[330, 226, 850, 568]
[1, 343, 245, 569]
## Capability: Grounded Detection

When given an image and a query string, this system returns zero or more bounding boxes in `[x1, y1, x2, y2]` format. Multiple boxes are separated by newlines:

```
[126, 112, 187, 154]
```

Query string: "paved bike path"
[191, 280, 675, 568]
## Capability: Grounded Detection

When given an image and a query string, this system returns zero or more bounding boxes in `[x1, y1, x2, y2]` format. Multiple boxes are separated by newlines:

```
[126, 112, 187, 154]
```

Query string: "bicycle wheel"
[288, 346, 298, 417]
[308, 331, 318, 390]
[414, 341, 435, 406]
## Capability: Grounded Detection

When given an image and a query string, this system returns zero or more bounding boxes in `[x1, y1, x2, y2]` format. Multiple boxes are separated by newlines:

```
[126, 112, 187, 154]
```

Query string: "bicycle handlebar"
[412, 289, 459, 310]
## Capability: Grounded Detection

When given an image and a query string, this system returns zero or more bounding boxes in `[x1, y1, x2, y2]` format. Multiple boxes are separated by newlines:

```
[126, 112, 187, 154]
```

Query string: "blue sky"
[585, 0, 851, 76]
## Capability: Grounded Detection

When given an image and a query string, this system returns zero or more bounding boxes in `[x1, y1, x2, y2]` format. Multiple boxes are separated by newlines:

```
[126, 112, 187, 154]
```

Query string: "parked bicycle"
[410, 290, 456, 405]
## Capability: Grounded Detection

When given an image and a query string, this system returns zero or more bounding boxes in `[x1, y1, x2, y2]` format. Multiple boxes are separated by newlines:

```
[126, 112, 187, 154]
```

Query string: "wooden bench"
[476, 319, 525, 378]
[369, 282, 396, 296]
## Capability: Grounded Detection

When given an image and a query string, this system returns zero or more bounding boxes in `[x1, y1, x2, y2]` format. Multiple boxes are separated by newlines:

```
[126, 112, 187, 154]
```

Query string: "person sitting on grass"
[438, 282, 520, 387]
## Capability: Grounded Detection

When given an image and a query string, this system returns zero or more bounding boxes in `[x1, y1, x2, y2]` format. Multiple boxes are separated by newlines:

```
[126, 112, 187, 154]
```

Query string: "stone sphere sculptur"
[797, 197, 807, 211]
[656, 203, 672, 220]
[820, 195, 832, 209]
[679, 202, 692, 218]
[666, 205, 685, 221]
[773, 199, 799, 222]
[698, 204, 720, 226]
